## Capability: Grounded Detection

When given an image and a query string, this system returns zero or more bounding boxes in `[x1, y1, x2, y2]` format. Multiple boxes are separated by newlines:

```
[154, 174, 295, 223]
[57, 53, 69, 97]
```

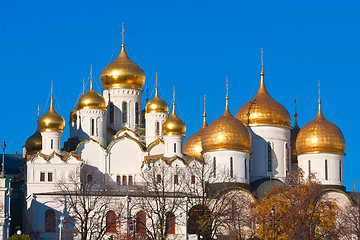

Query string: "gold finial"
[155, 72, 158, 89]
[203, 94, 207, 117]
[261, 48, 264, 73]
[225, 76, 229, 111]
[50, 80, 54, 98]
[89, 64, 93, 90]
[294, 94, 298, 126]
[121, 22, 125, 46]
[317, 80, 321, 111]
[173, 86, 176, 104]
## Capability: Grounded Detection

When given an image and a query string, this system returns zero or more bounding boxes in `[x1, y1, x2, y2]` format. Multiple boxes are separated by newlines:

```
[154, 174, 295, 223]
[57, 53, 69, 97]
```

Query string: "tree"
[337, 201, 360, 239]
[56, 164, 125, 240]
[251, 169, 339, 240]
[8, 234, 31, 240]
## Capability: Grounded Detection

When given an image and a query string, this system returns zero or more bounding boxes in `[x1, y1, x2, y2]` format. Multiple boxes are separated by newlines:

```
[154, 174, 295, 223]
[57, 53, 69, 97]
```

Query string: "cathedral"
[23, 32, 351, 239]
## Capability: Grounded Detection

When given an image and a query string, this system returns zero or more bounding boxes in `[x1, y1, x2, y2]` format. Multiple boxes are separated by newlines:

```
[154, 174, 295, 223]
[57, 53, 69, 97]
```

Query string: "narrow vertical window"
[122, 176, 127, 185]
[245, 159, 248, 179]
[339, 162, 342, 181]
[128, 175, 133, 185]
[156, 122, 160, 135]
[267, 142, 272, 172]
[116, 175, 121, 185]
[45, 210, 56, 232]
[174, 143, 176, 153]
[109, 102, 114, 123]
[157, 174, 162, 183]
[122, 102, 127, 123]
[308, 160, 311, 175]
[135, 102, 139, 124]
[325, 159, 328, 180]
[40, 172, 45, 182]
[230, 157, 233, 178]
[191, 175, 195, 184]
[50, 139, 53, 149]
[48, 172, 53, 182]
[174, 175, 179, 185]
[213, 157, 216, 178]
[91, 119, 95, 136]
[285, 143, 289, 173]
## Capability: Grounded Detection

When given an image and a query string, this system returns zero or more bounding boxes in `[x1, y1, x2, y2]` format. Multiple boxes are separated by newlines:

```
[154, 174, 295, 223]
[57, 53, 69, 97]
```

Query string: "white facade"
[145, 112, 168, 145]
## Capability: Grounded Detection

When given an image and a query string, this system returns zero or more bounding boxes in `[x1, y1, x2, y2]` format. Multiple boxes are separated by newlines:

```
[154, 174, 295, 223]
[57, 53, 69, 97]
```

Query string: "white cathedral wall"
[298, 153, 344, 186]
[40, 131, 62, 155]
[163, 135, 184, 157]
[103, 88, 142, 131]
[203, 150, 250, 184]
[77, 109, 107, 146]
[248, 126, 291, 183]
[76, 140, 106, 173]
[145, 112, 168, 146]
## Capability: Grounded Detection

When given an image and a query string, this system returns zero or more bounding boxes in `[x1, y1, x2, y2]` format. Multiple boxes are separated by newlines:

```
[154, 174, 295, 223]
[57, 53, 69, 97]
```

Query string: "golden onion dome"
[296, 103, 345, 155]
[202, 97, 251, 152]
[145, 88, 169, 113]
[25, 126, 42, 154]
[162, 103, 186, 136]
[70, 107, 77, 122]
[38, 97, 65, 132]
[183, 113, 207, 159]
[235, 71, 291, 128]
[100, 44, 145, 90]
[77, 81, 106, 110]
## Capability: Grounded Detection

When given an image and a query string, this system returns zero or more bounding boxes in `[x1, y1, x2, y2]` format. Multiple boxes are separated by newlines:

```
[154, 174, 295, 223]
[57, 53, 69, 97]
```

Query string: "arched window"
[135, 102, 139, 124]
[156, 122, 160, 135]
[191, 175, 196, 184]
[91, 119, 95, 136]
[116, 175, 121, 185]
[109, 102, 114, 123]
[325, 159, 328, 180]
[122, 102, 127, 123]
[50, 139, 53, 149]
[174, 143, 176, 153]
[187, 205, 211, 236]
[106, 211, 117, 233]
[267, 142, 272, 172]
[136, 211, 146, 234]
[230, 157, 233, 178]
[285, 143, 289, 173]
[128, 175, 133, 185]
[122, 176, 127, 185]
[165, 212, 175, 235]
[45, 209, 56, 232]
[339, 162, 342, 181]
[213, 157, 216, 178]
[308, 160, 311, 175]
[244, 158, 248, 179]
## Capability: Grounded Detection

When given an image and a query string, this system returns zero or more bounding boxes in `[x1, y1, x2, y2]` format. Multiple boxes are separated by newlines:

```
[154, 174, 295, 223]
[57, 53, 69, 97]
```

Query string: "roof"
[0, 154, 23, 174]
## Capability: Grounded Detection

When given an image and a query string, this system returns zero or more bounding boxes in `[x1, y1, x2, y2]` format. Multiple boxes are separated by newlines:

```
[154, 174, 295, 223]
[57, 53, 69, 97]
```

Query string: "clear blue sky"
[0, 0, 359, 190]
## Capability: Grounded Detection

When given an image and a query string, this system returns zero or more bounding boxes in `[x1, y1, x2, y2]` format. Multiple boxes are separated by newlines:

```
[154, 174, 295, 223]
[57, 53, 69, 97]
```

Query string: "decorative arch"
[165, 211, 175, 235]
[136, 210, 146, 234]
[106, 210, 117, 233]
[45, 209, 56, 232]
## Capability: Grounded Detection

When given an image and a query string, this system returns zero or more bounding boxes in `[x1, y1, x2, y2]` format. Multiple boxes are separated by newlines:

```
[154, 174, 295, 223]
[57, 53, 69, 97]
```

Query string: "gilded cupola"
[183, 97, 208, 159]
[145, 74, 169, 113]
[38, 97, 65, 132]
[100, 43, 145, 90]
[25, 124, 42, 154]
[70, 107, 77, 122]
[202, 82, 251, 152]
[235, 50, 291, 128]
[162, 101, 186, 136]
[77, 80, 106, 110]
[296, 95, 345, 155]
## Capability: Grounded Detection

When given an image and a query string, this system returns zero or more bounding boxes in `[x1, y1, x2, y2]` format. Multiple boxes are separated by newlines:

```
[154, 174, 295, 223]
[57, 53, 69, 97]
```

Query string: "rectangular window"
[157, 174, 162, 183]
[339, 162, 342, 181]
[40, 172, 45, 182]
[267, 142, 272, 172]
[109, 102, 114, 123]
[122, 102, 127, 123]
[156, 122, 160, 135]
[191, 175, 196, 184]
[135, 102, 139, 124]
[245, 159, 248, 179]
[174, 175, 179, 185]
[174, 143, 176, 153]
[230, 157, 233, 178]
[91, 119, 95, 136]
[308, 160, 311, 175]
[48, 172, 53, 182]
[213, 157, 216, 178]
[325, 159, 328, 180]
[50, 139, 54, 149]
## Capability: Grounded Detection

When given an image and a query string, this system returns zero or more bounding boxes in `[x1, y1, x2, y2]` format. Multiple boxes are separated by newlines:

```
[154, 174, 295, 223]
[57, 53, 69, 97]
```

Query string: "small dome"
[25, 126, 42, 154]
[77, 81, 106, 110]
[183, 114, 207, 159]
[70, 107, 77, 122]
[38, 97, 65, 132]
[100, 44, 145, 90]
[236, 72, 291, 128]
[162, 103, 186, 136]
[145, 88, 169, 113]
[202, 97, 251, 152]
[296, 104, 345, 155]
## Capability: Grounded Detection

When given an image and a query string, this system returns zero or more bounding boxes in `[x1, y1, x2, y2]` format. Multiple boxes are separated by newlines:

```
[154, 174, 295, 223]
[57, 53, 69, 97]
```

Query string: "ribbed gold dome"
[145, 88, 169, 113]
[296, 104, 345, 155]
[183, 114, 207, 159]
[77, 81, 106, 110]
[162, 103, 186, 136]
[202, 97, 251, 152]
[235, 72, 291, 128]
[100, 44, 145, 90]
[38, 97, 65, 132]
[25, 125, 42, 154]
[70, 107, 77, 122]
